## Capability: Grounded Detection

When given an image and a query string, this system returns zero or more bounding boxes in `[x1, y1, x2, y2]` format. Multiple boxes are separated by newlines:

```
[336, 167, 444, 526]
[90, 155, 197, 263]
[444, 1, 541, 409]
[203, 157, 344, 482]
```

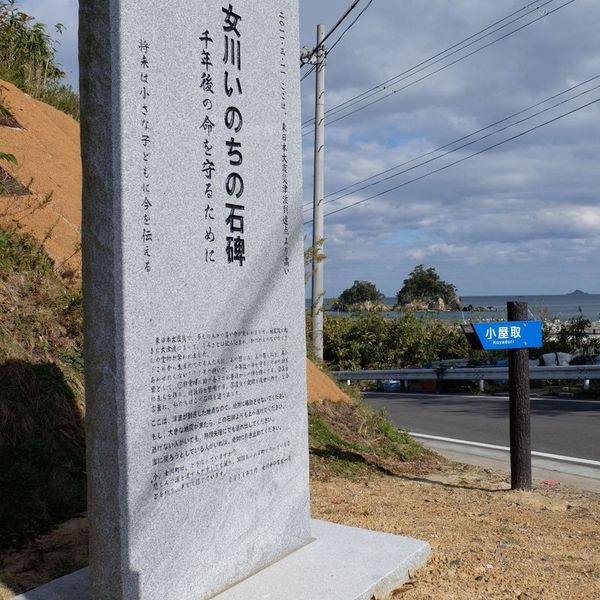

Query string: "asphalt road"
[363, 392, 600, 461]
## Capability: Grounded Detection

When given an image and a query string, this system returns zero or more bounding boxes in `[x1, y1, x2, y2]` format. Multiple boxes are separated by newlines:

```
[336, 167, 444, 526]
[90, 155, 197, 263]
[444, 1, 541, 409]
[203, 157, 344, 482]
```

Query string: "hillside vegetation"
[334, 280, 387, 312]
[0, 78, 82, 276]
[0, 227, 85, 547]
[0, 0, 79, 119]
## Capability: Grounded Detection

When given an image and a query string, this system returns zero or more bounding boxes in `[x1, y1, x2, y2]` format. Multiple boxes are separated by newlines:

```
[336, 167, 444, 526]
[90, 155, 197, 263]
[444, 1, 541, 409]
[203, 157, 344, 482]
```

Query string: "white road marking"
[367, 393, 600, 404]
[409, 432, 600, 467]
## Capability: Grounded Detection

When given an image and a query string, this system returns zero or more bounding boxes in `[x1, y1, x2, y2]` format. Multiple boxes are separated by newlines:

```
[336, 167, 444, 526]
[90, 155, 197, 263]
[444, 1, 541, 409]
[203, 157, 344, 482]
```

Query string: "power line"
[303, 0, 575, 132]
[306, 80, 600, 211]
[303, 0, 575, 135]
[303, 96, 600, 224]
[301, 64, 316, 82]
[302, 0, 570, 130]
[302, 0, 364, 66]
[303, 74, 600, 209]
[302, 0, 373, 81]
[304, 0, 545, 115]
[327, 0, 375, 55]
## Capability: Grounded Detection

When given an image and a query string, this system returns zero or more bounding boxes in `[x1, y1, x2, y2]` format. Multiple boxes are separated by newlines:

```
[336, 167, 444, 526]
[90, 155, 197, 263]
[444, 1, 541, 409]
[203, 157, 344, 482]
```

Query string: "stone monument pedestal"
[13, 520, 430, 600]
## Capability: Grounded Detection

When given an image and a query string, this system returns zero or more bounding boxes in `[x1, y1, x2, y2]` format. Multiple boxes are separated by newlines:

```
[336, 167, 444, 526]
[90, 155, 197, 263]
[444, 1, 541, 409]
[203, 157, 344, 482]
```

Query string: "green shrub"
[323, 313, 477, 370]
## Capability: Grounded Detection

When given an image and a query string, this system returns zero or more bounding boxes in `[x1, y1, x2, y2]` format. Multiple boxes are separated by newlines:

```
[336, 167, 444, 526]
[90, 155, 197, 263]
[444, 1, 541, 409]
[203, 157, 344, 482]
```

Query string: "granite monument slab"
[79, 1, 310, 599]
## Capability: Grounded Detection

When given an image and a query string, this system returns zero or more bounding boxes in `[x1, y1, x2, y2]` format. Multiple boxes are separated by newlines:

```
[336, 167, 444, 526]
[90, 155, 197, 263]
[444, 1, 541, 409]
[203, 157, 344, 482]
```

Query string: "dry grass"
[312, 466, 600, 599]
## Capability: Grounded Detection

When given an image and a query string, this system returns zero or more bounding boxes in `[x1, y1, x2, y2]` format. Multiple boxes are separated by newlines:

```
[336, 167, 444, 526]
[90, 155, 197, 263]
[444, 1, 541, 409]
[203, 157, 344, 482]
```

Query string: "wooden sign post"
[507, 301, 532, 490]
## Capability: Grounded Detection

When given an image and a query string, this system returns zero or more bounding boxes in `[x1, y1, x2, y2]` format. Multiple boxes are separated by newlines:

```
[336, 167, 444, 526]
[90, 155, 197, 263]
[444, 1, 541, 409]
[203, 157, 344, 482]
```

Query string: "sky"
[18, 0, 600, 297]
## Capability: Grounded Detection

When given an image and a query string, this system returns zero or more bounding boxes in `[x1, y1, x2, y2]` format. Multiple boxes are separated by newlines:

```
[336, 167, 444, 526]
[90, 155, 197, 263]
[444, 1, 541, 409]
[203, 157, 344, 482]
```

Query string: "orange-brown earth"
[306, 359, 351, 404]
[0, 80, 81, 276]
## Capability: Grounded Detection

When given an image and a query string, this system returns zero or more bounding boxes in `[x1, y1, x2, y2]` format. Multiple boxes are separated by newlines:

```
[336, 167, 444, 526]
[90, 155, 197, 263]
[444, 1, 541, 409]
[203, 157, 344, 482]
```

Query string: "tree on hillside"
[0, 1, 78, 119]
[336, 280, 384, 311]
[0, 1, 64, 92]
[396, 265, 458, 307]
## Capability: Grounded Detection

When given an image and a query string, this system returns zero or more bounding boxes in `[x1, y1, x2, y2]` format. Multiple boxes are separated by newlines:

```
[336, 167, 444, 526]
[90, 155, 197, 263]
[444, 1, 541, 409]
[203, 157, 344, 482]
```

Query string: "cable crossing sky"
[301, 0, 375, 82]
[302, 75, 600, 211]
[303, 95, 600, 224]
[302, 0, 576, 133]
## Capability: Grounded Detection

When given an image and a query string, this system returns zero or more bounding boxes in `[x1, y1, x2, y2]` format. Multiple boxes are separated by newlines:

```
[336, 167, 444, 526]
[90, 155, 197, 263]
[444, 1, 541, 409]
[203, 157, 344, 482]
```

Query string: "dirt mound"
[0, 80, 81, 277]
[306, 359, 351, 405]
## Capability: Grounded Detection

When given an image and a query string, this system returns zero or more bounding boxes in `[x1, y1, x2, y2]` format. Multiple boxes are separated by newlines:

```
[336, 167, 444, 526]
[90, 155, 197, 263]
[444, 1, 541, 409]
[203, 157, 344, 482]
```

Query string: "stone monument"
[15, 1, 429, 599]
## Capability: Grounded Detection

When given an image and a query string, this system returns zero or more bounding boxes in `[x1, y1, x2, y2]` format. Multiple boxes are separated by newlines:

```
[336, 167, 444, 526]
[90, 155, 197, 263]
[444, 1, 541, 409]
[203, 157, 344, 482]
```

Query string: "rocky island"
[394, 265, 460, 312]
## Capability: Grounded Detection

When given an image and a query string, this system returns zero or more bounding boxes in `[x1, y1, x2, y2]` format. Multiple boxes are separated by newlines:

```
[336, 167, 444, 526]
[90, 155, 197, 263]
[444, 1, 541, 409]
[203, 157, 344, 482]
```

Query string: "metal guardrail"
[332, 365, 600, 382]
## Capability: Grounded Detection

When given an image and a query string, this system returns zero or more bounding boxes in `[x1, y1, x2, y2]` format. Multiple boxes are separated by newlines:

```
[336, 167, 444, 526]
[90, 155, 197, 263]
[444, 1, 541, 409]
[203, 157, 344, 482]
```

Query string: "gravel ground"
[311, 462, 600, 599]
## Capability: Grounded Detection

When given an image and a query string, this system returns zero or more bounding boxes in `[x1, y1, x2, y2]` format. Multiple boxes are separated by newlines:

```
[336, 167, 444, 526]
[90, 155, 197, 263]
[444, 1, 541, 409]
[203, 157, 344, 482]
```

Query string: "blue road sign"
[471, 321, 543, 350]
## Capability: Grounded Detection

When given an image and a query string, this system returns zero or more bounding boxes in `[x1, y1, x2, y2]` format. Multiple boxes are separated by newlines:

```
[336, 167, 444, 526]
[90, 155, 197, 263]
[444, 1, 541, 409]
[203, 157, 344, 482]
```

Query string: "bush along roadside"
[321, 313, 483, 371]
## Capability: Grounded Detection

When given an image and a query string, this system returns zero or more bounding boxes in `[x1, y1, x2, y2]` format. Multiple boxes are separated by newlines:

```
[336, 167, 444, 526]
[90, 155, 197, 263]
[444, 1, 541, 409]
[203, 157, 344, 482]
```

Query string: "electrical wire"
[327, 0, 375, 55]
[304, 0, 544, 113]
[302, 0, 364, 66]
[302, 0, 572, 130]
[303, 0, 575, 135]
[302, 0, 374, 82]
[303, 0, 575, 133]
[303, 96, 600, 224]
[301, 64, 316, 82]
[305, 80, 600, 211]
[304, 0, 564, 127]
[302, 75, 600, 209]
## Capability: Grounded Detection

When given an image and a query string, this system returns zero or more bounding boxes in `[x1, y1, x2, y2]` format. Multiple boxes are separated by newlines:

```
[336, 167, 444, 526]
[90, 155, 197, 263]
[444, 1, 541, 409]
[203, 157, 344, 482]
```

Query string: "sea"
[306, 294, 600, 322]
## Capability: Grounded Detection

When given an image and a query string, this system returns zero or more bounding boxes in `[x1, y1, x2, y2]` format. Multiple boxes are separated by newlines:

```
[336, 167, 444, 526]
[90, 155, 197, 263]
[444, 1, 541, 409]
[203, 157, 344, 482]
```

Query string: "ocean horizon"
[306, 293, 600, 322]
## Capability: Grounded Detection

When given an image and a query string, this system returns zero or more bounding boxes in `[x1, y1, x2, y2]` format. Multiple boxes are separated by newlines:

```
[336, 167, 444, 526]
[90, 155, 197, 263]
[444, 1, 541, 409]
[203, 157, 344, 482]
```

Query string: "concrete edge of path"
[410, 432, 600, 493]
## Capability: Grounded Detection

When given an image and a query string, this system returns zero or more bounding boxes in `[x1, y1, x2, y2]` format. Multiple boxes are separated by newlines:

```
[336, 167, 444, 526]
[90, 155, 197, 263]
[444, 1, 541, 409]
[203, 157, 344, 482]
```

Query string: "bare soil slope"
[306, 359, 351, 404]
[0, 80, 81, 276]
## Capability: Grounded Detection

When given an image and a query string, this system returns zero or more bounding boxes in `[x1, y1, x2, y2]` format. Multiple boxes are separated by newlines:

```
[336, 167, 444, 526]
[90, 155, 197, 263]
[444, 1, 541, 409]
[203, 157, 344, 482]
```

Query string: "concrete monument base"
[14, 520, 430, 600]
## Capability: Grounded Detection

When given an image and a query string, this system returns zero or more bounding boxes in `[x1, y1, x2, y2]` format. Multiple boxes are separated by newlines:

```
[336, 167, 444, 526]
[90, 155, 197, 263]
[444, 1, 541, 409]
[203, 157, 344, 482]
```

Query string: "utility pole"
[310, 24, 326, 360]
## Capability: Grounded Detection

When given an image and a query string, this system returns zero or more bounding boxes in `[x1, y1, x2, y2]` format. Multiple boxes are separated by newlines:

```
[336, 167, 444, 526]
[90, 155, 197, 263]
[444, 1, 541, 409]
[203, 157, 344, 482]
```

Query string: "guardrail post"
[583, 379, 590, 392]
[508, 301, 532, 491]
[479, 379, 485, 393]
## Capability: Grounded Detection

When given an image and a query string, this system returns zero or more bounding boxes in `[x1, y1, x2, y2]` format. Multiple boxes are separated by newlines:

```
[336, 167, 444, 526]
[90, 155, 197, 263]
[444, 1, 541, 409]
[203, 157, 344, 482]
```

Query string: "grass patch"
[0, 73, 80, 122]
[0, 165, 29, 196]
[0, 228, 53, 274]
[0, 361, 86, 548]
[308, 397, 437, 481]
[0, 101, 21, 128]
[38, 84, 80, 121]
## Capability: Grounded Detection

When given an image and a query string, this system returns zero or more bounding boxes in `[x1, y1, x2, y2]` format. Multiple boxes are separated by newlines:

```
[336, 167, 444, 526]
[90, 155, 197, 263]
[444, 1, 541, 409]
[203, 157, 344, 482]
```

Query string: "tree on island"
[335, 280, 385, 312]
[396, 265, 459, 311]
